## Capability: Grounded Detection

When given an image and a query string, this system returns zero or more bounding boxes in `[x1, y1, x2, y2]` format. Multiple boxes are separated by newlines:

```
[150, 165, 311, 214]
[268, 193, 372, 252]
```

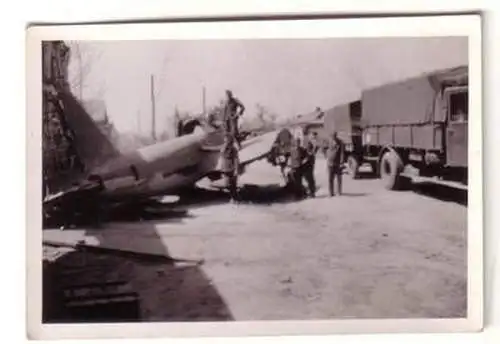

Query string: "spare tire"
[379, 150, 405, 190]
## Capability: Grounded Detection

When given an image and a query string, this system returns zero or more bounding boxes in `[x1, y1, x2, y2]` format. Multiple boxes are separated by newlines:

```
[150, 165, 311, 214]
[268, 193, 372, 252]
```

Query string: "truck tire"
[346, 155, 360, 179]
[380, 151, 405, 190]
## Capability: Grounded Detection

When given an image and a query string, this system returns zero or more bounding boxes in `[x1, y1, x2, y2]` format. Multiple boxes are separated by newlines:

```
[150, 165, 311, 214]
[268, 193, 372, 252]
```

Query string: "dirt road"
[43, 157, 467, 321]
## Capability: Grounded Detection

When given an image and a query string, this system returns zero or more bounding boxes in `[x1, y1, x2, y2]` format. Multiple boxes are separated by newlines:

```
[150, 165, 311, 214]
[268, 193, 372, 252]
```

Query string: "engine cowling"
[178, 119, 202, 136]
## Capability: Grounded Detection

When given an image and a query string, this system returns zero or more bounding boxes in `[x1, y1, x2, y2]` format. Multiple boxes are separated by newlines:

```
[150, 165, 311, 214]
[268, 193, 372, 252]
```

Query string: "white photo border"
[26, 14, 483, 339]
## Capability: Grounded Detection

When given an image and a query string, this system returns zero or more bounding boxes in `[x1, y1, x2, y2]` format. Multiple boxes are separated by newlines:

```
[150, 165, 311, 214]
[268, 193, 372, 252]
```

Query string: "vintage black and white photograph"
[27, 15, 482, 338]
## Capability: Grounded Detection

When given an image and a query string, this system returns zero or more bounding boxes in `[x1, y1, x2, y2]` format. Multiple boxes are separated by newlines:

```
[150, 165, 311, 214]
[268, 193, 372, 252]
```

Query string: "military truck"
[346, 66, 468, 190]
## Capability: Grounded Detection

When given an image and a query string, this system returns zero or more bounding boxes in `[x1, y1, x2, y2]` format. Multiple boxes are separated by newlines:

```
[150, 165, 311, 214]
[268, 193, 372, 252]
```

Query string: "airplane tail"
[56, 89, 121, 174]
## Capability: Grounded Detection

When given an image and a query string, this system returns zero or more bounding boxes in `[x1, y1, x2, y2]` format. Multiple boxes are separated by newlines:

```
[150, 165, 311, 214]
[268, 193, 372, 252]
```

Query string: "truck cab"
[444, 86, 468, 169]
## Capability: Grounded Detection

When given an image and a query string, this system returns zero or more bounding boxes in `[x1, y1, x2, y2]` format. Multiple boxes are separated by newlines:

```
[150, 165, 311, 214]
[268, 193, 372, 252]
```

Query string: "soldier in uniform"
[221, 134, 240, 203]
[268, 141, 290, 184]
[223, 90, 245, 149]
[325, 131, 345, 196]
[302, 131, 319, 197]
[289, 136, 307, 199]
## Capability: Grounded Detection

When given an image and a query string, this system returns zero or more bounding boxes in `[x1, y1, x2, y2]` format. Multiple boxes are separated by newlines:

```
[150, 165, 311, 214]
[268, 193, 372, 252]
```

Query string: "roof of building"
[294, 109, 325, 126]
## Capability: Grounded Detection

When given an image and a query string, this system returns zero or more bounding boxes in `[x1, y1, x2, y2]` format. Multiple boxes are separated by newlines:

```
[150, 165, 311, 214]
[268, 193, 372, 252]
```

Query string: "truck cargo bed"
[364, 122, 445, 151]
[361, 66, 468, 127]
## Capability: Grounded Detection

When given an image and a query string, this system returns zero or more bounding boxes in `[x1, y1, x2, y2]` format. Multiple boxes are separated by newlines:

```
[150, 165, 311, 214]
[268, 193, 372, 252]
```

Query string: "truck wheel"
[347, 155, 360, 179]
[380, 151, 405, 190]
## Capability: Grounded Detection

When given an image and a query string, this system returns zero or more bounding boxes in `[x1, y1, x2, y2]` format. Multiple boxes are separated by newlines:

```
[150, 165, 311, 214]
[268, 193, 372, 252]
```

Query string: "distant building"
[293, 107, 326, 139]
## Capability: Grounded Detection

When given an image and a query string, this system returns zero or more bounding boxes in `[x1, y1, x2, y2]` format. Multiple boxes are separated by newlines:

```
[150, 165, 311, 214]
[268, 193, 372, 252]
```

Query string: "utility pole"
[150, 74, 156, 141]
[202, 86, 206, 115]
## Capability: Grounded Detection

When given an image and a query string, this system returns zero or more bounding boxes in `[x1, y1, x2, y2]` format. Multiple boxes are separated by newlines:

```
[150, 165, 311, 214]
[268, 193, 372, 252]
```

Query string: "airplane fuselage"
[88, 126, 225, 201]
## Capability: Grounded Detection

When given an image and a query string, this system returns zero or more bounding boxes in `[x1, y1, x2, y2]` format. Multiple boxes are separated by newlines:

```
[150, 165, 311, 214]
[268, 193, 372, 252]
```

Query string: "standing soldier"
[221, 134, 240, 203]
[325, 131, 345, 196]
[289, 136, 307, 199]
[223, 90, 245, 149]
[302, 131, 319, 197]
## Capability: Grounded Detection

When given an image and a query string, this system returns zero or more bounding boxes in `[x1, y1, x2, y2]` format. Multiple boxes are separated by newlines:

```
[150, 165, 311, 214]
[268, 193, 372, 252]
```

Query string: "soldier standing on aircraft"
[325, 131, 345, 196]
[302, 131, 319, 198]
[223, 89, 245, 149]
[221, 134, 240, 203]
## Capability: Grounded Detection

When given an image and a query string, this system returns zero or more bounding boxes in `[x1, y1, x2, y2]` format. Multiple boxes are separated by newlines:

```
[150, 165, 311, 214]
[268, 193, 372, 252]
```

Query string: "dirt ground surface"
[43, 157, 467, 322]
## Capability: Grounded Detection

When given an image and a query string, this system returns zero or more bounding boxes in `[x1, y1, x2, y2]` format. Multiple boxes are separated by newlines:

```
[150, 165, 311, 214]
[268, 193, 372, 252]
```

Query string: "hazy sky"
[67, 37, 467, 135]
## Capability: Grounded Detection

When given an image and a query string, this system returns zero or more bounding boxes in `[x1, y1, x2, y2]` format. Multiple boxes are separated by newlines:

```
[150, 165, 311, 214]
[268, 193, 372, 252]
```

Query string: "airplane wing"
[238, 130, 283, 166]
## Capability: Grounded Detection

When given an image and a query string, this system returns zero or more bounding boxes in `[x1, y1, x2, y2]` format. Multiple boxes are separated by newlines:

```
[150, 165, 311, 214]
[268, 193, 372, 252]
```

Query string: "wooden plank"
[43, 239, 173, 263]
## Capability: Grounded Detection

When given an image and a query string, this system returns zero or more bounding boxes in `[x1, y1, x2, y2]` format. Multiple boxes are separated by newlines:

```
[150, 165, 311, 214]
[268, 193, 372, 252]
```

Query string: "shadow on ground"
[353, 171, 378, 180]
[43, 202, 194, 230]
[177, 183, 297, 208]
[314, 192, 369, 199]
[412, 183, 467, 206]
[339, 192, 368, 197]
[43, 231, 233, 323]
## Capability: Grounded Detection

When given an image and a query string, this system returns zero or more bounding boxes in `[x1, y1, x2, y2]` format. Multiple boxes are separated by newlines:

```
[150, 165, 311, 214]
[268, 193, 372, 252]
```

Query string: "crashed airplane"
[43, 88, 286, 223]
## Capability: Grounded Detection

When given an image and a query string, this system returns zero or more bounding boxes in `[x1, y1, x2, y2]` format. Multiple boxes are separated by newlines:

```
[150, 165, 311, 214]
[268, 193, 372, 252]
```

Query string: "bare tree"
[255, 103, 278, 131]
[66, 41, 104, 100]
[149, 55, 171, 141]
